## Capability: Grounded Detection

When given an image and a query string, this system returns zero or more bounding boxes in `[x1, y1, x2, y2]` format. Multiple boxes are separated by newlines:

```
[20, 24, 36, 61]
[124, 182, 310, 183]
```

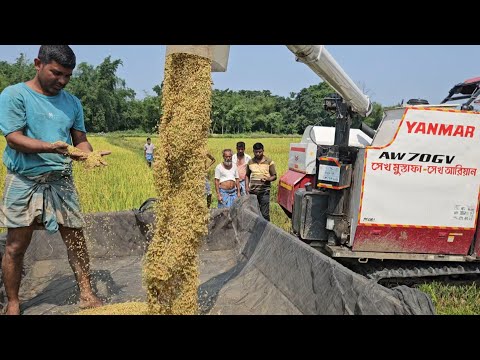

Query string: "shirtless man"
[214, 149, 240, 208]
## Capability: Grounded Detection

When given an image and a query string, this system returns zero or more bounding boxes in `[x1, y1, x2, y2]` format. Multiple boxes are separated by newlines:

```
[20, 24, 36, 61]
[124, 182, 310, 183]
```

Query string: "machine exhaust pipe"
[360, 121, 376, 139]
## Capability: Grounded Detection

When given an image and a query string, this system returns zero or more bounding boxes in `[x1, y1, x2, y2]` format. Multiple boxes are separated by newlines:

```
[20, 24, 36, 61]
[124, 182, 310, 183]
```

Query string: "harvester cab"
[440, 77, 480, 110]
[278, 45, 480, 281]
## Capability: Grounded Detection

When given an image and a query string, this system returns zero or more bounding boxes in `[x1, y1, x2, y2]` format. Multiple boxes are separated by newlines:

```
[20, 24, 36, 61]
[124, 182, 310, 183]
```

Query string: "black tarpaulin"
[0, 196, 435, 315]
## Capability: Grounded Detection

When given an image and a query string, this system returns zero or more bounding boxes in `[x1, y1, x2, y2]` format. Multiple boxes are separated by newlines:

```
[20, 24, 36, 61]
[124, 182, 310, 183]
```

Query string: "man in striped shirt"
[232, 141, 251, 196]
[245, 143, 277, 221]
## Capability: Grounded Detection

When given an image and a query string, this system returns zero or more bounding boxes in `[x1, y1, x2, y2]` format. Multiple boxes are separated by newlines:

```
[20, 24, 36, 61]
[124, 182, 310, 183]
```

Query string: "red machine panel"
[278, 170, 315, 213]
[353, 225, 475, 255]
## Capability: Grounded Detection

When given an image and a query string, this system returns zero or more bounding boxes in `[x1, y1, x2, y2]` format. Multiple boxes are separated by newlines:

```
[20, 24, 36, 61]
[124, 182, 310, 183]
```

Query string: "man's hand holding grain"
[52, 141, 111, 168]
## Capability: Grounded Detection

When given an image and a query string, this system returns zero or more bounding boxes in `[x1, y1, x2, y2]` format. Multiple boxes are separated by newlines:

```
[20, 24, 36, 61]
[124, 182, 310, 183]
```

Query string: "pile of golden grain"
[76, 302, 149, 315]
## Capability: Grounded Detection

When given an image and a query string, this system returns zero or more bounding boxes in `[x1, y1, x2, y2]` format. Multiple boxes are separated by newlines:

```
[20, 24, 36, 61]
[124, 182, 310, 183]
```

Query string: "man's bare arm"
[69, 129, 111, 160]
[5, 131, 67, 154]
[215, 178, 223, 204]
[269, 163, 277, 182]
[245, 164, 251, 194]
[236, 178, 241, 197]
[262, 163, 277, 183]
[71, 129, 93, 153]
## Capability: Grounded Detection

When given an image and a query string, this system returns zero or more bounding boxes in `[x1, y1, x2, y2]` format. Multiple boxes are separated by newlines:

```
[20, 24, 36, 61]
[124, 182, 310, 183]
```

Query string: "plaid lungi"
[0, 170, 85, 233]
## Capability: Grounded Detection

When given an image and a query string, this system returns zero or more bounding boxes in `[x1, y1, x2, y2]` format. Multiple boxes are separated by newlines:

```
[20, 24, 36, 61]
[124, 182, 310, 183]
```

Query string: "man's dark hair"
[253, 142, 264, 150]
[236, 141, 245, 148]
[38, 45, 76, 69]
[147, 137, 151, 141]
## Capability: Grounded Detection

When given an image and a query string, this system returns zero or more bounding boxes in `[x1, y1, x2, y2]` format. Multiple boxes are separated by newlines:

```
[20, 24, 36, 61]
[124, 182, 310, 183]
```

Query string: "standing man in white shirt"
[144, 137, 155, 168]
[215, 149, 240, 208]
[232, 141, 251, 196]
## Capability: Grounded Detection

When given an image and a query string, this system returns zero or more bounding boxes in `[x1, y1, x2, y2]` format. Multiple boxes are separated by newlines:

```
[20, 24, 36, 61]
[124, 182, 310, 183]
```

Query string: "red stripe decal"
[291, 147, 306, 153]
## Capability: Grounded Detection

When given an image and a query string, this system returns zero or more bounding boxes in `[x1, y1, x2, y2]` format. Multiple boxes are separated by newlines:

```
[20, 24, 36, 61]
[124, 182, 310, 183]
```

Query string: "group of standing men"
[209, 141, 277, 221]
[144, 138, 277, 221]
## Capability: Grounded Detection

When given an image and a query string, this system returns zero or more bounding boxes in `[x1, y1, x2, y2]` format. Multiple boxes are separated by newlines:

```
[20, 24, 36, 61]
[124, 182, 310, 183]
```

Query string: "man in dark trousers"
[245, 142, 277, 221]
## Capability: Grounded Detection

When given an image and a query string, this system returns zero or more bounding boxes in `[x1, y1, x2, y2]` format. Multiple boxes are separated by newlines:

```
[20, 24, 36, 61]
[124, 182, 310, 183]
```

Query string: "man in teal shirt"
[0, 45, 107, 315]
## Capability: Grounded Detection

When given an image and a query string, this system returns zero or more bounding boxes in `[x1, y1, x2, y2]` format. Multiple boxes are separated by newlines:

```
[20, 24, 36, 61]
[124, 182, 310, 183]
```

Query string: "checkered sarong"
[0, 170, 84, 233]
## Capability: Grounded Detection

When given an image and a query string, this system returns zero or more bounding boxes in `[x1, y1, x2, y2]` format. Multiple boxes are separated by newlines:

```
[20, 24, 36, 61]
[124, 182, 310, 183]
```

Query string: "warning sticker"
[452, 205, 475, 221]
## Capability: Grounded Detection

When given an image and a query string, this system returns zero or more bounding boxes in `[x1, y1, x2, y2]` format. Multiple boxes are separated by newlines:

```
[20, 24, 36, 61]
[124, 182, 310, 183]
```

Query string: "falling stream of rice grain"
[75, 52, 212, 315]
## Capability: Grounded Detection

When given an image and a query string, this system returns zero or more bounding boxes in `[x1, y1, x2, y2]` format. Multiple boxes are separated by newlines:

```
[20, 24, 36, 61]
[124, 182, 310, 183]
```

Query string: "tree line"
[0, 54, 385, 134]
